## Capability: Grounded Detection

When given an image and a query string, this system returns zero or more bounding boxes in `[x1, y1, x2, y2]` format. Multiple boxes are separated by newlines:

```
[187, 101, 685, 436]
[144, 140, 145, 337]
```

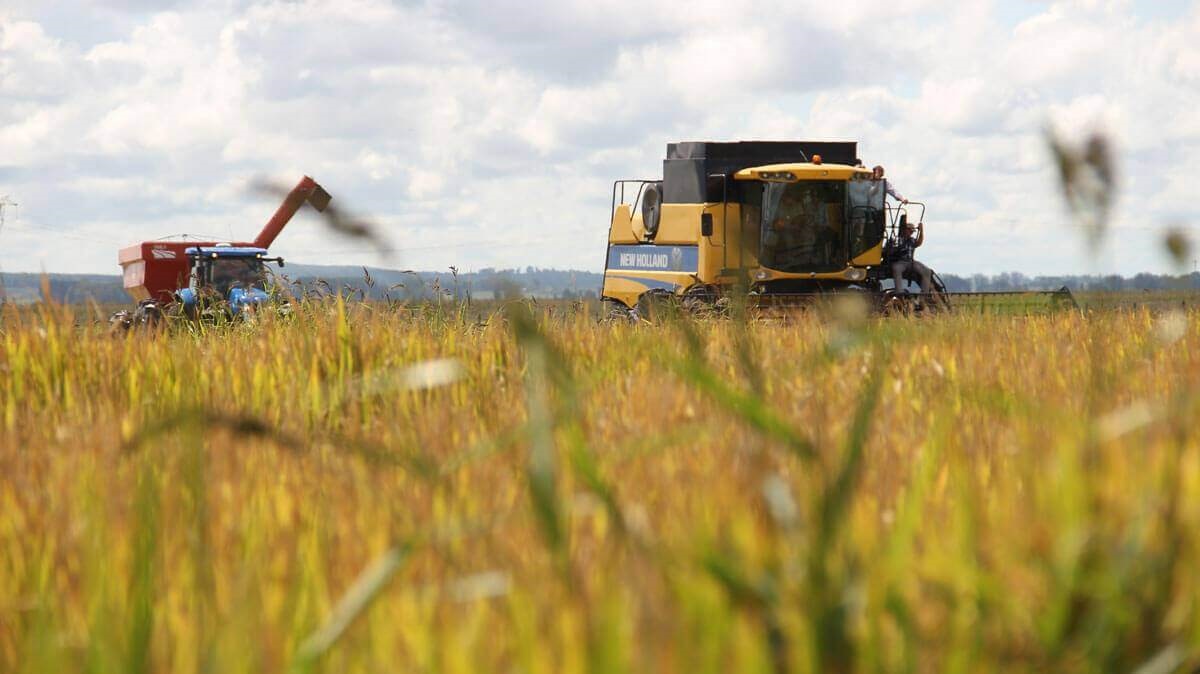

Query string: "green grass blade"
[291, 543, 412, 671]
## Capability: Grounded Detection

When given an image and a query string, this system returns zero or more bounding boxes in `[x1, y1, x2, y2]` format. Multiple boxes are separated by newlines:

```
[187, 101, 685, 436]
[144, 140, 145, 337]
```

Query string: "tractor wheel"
[133, 300, 164, 328]
[107, 310, 133, 334]
[109, 301, 163, 333]
[274, 300, 295, 320]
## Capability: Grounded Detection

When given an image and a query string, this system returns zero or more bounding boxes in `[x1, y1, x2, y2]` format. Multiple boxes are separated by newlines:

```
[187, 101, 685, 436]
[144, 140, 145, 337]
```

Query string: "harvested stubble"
[1, 298, 1199, 674]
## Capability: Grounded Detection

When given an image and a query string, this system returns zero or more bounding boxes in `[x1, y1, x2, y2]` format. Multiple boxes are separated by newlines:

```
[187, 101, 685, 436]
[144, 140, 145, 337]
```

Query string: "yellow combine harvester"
[601, 140, 1075, 318]
[602, 140, 929, 317]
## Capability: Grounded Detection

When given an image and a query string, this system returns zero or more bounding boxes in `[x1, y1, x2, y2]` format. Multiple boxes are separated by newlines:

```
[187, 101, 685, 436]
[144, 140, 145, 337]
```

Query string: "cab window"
[760, 181, 846, 273]
[846, 179, 886, 259]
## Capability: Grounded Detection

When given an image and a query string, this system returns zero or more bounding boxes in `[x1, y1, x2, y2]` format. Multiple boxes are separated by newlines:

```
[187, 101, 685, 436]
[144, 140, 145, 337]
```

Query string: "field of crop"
[2, 297, 1199, 673]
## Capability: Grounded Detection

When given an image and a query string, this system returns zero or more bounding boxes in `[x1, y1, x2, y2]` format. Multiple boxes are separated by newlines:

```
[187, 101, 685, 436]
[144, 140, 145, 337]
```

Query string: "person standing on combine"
[888, 220, 933, 295]
[872, 165, 907, 204]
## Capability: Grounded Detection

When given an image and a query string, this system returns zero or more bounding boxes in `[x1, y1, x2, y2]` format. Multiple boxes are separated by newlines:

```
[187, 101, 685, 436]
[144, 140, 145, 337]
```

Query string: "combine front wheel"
[600, 300, 637, 325]
[634, 290, 676, 324]
[681, 284, 723, 317]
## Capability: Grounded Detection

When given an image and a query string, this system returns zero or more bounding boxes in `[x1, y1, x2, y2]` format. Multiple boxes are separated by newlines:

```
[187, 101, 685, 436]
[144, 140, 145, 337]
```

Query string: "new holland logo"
[150, 249, 177, 260]
[617, 247, 686, 271]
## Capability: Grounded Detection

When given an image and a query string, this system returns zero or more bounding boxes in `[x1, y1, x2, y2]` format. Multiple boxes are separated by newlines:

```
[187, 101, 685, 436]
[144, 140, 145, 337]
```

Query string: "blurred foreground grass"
[2, 298, 1199, 673]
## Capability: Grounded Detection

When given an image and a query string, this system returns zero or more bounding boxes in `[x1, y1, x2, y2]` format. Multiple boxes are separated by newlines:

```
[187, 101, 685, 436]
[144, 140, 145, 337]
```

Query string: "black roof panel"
[661, 140, 859, 203]
[666, 140, 857, 167]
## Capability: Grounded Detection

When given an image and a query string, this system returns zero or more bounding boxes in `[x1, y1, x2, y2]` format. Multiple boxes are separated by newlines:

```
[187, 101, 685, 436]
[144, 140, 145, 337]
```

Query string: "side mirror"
[701, 213, 713, 237]
[278, 259, 285, 268]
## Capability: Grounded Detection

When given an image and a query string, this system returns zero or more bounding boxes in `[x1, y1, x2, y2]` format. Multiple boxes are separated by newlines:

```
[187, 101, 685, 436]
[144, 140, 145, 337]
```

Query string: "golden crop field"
[2, 298, 1199, 673]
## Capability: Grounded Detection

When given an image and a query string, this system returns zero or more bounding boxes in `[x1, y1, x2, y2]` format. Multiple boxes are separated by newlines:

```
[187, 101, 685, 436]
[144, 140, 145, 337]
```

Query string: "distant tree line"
[0, 267, 605, 305]
[939, 272, 1200, 292]
[4, 269, 1200, 305]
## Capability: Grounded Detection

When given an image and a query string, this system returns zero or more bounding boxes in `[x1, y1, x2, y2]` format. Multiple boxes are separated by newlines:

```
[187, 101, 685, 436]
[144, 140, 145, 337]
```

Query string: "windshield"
[760, 181, 846, 272]
[207, 257, 267, 296]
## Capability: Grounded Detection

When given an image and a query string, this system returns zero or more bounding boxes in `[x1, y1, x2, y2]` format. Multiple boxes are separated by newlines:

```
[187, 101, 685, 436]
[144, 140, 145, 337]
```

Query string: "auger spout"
[252, 176, 332, 249]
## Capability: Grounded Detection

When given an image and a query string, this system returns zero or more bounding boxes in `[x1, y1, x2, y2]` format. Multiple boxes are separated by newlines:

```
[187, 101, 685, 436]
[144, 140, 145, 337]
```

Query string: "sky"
[0, 0, 1197, 277]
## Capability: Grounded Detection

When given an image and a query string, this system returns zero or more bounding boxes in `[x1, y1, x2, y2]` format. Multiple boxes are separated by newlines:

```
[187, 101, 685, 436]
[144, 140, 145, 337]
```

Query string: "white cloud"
[0, 0, 1196, 278]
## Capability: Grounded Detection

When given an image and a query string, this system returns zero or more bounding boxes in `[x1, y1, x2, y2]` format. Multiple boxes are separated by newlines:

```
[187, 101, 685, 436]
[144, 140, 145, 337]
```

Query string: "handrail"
[610, 179, 661, 224]
[885, 200, 926, 239]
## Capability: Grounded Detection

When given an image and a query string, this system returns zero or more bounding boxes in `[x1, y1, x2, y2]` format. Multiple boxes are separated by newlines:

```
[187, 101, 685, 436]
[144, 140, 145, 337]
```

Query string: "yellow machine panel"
[734, 163, 871, 182]
[653, 205, 703, 244]
[608, 204, 638, 244]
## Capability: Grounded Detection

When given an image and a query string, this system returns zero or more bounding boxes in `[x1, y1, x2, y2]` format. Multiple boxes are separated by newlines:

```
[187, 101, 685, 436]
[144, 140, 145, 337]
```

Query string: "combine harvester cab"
[111, 176, 331, 329]
[601, 141, 1074, 319]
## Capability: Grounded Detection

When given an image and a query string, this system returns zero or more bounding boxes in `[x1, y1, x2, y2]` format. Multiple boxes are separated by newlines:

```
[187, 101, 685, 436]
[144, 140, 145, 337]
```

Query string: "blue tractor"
[176, 245, 287, 320]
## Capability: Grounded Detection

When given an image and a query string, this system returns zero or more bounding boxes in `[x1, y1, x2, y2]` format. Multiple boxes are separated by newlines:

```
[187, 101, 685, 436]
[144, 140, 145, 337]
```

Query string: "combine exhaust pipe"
[253, 175, 332, 249]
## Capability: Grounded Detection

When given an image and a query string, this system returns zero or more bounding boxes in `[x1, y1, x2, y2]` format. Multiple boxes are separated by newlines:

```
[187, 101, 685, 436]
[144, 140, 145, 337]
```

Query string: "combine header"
[111, 176, 331, 328]
[601, 141, 1075, 318]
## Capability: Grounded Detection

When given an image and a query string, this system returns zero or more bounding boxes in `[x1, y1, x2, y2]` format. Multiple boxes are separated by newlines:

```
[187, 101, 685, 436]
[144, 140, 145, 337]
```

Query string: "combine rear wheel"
[880, 291, 931, 317]
[886, 294, 917, 317]
[929, 272, 953, 312]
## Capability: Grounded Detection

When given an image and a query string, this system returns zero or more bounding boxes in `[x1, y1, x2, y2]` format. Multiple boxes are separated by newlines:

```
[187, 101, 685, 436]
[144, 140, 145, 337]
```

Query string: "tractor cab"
[178, 246, 285, 316]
